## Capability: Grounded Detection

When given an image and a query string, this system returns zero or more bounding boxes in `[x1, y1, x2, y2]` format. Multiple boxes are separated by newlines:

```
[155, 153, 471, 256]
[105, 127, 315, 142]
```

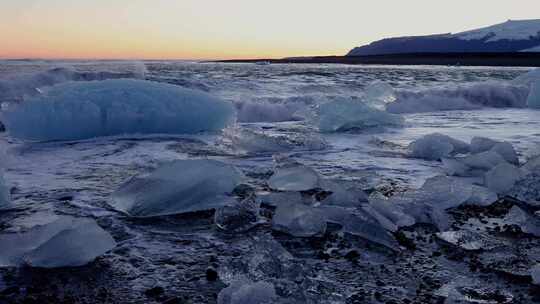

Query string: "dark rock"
[205, 268, 218, 281]
[144, 286, 165, 298]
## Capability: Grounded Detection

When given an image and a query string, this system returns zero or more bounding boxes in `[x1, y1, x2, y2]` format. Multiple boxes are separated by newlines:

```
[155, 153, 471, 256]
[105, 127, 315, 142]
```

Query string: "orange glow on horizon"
[1, 0, 539, 60]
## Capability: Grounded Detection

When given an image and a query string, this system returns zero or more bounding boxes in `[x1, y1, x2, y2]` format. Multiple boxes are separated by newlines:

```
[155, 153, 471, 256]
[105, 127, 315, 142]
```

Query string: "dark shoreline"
[214, 52, 540, 67]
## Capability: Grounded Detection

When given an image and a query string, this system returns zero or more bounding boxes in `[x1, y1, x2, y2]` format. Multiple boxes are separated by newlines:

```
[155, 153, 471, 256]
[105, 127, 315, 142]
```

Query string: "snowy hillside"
[456, 19, 540, 42]
[348, 19, 540, 56]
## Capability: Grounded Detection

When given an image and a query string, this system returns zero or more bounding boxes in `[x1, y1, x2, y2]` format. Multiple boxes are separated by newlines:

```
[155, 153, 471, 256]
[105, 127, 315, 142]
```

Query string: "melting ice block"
[217, 280, 277, 304]
[317, 98, 403, 133]
[409, 133, 469, 161]
[110, 159, 244, 217]
[4, 79, 235, 141]
[272, 201, 327, 237]
[0, 216, 115, 268]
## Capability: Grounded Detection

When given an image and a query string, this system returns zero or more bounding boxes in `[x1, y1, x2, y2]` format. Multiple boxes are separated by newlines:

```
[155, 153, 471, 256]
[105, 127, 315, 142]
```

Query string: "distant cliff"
[348, 19, 540, 56]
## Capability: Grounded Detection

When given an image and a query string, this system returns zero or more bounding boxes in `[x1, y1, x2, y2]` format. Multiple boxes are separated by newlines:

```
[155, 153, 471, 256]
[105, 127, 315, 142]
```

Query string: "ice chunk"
[110, 159, 244, 217]
[0, 67, 146, 104]
[417, 176, 474, 209]
[318, 179, 368, 207]
[490, 142, 519, 165]
[268, 159, 320, 192]
[0, 216, 115, 268]
[376, 176, 495, 231]
[321, 206, 399, 250]
[317, 98, 403, 133]
[223, 127, 327, 154]
[408, 133, 469, 161]
[258, 191, 308, 207]
[531, 264, 540, 285]
[215, 197, 261, 233]
[4, 79, 235, 141]
[527, 80, 540, 109]
[218, 235, 296, 285]
[368, 194, 416, 229]
[436, 231, 502, 251]
[503, 206, 540, 237]
[235, 100, 302, 123]
[436, 276, 514, 304]
[470, 137, 519, 165]
[0, 172, 9, 208]
[272, 201, 326, 237]
[218, 280, 277, 304]
[522, 155, 540, 173]
[508, 172, 540, 206]
[484, 163, 523, 194]
[467, 185, 498, 206]
[363, 82, 396, 110]
[361, 203, 399, 232]
[443, 151, 508, 177]
[470, 137, 499, 154]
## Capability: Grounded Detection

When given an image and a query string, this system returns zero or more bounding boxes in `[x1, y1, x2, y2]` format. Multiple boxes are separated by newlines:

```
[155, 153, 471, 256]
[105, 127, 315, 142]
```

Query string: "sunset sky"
[1, 0, 539, 60]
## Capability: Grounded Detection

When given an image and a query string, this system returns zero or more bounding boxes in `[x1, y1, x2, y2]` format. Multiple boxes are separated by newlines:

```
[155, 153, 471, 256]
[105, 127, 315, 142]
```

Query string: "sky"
[1, 0, 539, 60]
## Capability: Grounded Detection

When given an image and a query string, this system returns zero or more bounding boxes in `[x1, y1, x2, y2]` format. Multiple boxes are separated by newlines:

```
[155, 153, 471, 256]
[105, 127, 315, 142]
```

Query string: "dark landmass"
[214, 52, 540, 67]
[347, 34, 540, 56]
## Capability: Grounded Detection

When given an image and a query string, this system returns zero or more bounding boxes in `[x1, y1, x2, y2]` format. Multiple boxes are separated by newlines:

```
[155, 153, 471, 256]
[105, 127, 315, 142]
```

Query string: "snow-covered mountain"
[348, 19, 540, 56]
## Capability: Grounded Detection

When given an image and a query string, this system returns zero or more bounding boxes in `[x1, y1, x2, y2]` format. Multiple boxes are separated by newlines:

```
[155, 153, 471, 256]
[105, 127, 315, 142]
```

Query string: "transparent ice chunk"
[110, 159, 244, 217]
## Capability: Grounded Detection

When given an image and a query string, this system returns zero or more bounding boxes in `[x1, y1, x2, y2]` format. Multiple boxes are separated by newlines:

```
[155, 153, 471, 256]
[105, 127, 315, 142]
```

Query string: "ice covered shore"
[4, 79, 235, 141]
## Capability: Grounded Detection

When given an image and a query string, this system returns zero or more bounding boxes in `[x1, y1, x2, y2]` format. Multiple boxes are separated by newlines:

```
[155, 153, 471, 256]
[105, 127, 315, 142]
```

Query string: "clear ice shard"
[484, 162, 523, 194]
[317, 98, 403, 132]
[4, 79, 235, 141]
[215, 196, 261, 233]
[272, 201, 327, 237]
[217, 235, 297, 285]
[110, 159, 244, 217]
[503, 206, 540, 237]
[408, 133, 469, 161]
[268, 158, 320, 192]
[320, 206, 399, 250]
[318, 179, 369, 207]
[367, 194, 416, 229]
[0, 216, 116, 268]
[217, 280, 277, 304]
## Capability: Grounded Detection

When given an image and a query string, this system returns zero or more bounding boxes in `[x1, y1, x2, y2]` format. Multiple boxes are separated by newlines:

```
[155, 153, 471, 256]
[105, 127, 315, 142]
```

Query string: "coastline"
[213, 52, 540, 67]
